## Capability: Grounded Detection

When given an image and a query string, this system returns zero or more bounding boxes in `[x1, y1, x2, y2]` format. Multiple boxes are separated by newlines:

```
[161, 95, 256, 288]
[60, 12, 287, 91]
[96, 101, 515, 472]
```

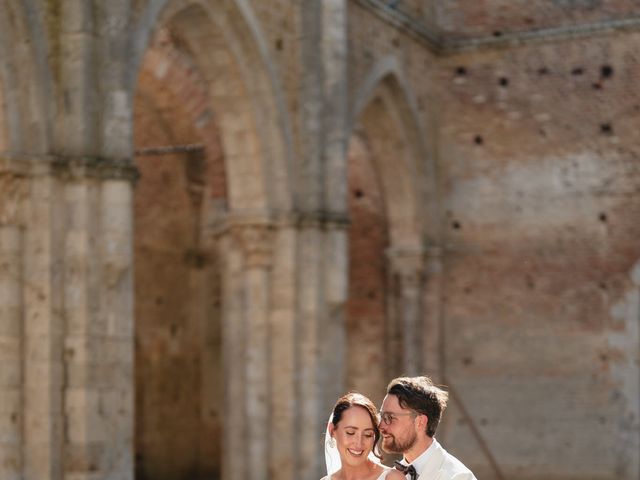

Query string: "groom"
[379, 376, 477, 480]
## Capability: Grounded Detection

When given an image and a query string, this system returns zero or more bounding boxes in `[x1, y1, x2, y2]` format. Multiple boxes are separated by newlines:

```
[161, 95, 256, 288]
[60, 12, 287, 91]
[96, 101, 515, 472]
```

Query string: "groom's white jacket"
[412, 439, 477, 480]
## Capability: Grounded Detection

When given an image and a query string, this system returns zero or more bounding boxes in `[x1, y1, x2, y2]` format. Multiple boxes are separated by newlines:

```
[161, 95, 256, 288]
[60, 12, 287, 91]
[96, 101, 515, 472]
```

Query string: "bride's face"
[330, 406, 377, 468]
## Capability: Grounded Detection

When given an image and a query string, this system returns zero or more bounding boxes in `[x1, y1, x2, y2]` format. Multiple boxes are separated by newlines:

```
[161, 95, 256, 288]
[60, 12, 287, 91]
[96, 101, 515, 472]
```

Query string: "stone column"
[295, 213, 349, 480]
[235, 223, 274, 480]
[23, 160, 64, 480]
[98, 176, 135, 479]
[386, 247, 425, 376]
[294, 217, 324, 480]
[268, 217, 296, 480]
[0, 174, 24, 480]
[0, 225, 23, 480]
[217, 231, 246, 480]
[56, 157, 136, 480]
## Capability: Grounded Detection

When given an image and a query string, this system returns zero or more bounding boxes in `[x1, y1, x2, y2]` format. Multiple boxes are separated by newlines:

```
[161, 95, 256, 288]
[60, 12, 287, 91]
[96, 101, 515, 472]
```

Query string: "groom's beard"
[381, 430, 417, 454]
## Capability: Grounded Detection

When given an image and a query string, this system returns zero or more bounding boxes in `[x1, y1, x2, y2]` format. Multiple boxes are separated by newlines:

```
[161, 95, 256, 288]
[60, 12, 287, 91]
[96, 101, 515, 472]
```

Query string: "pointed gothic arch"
[130, 2, 296, 480]
[346, 58, 443, 392]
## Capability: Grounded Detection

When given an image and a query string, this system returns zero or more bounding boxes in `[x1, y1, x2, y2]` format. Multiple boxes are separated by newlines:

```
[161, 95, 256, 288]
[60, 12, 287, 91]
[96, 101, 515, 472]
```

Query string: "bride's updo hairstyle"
[330, 392, 382, 458]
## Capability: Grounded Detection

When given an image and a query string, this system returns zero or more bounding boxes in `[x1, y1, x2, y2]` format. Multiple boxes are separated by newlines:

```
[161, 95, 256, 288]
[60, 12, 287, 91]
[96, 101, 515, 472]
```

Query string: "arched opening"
[346, 72, 432, 403]
[132, 1, 293, 479]
[345, 131, 390, 402]
[133, 24, 226, 480]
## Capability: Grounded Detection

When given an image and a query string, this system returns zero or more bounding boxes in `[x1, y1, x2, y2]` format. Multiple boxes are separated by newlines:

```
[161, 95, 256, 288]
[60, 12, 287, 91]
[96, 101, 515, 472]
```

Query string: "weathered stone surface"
[0, 2, 638, 480]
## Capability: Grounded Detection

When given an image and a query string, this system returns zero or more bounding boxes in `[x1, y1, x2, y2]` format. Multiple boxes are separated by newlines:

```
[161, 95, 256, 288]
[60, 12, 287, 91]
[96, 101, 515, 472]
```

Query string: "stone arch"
[131, 0, 293, 212]
[0, 1, 51, 154]
[130, 3, 295, 480]
[347, 58, 442, 383]
[349, 55, 439, 248]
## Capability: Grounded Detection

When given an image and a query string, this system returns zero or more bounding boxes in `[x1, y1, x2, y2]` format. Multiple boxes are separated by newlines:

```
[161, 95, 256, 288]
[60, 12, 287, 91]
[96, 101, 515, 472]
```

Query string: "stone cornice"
[354, 0, 640, 53]
[210, 210, 350, 238]
[52, 156, 139, 182]
[0, 154, 139, 181]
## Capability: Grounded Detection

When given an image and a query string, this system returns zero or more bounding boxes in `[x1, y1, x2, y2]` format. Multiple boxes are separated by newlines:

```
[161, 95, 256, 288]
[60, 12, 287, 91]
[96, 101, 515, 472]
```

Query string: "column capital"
[52, 156, 139, 182]
[233, 223, 275, 269]
[213, 213, 276, 268]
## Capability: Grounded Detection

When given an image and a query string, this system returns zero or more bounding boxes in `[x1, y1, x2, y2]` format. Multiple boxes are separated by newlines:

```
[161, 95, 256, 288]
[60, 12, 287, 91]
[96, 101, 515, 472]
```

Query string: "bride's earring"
[327, 436, 336, 448]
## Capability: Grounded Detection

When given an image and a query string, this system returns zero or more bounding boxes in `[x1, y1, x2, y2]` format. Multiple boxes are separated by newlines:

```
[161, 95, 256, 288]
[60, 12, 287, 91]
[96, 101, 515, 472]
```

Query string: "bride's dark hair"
[330, 392, 383, 459]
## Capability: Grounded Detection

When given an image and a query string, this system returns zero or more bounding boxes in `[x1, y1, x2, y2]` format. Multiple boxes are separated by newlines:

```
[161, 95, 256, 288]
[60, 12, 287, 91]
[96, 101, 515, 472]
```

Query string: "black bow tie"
[394, 461, 417, 480]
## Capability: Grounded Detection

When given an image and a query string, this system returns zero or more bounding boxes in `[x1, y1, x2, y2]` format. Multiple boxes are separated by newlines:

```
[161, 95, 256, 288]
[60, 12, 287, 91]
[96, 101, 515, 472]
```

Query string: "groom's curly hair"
[331, 392, 383, 459]
[387, 376, 449, 437]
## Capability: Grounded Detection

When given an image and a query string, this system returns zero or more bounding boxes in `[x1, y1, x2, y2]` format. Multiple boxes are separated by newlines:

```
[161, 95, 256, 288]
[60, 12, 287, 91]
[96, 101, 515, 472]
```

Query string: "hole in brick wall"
[601, 65, 613, 78]
[526, 276, 535, 289]
[539, 128, 547, 136]
[492, 30, 502, 37]
[464, 286, 472, 294]
[600, 123, 613, 135]
[354, 189, 364, 198]
[571, 67, 584, 76]
[537, 67, 549, 75]
[451, 220, 461, 230]
[170, 324, 178, 336]
[599, 282, 607, 290]
[11, 412, 18, 423]
[367, 291, 376, 299]
[524, 17, 534, 25]
[498, 76, 509, 87]
[275, 38, 283, 51]
[592, 82, 602, 90]
[474, 135, 484, 145]
[155, 296, 164, 305]
[599, 212, 608, 222]
[462, 356, 473, 365]
[455, 66, 467, 76]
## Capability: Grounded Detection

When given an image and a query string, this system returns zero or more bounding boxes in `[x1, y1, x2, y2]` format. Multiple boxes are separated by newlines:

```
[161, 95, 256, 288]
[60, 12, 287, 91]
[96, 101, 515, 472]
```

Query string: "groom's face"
[379, 394, 418, 454]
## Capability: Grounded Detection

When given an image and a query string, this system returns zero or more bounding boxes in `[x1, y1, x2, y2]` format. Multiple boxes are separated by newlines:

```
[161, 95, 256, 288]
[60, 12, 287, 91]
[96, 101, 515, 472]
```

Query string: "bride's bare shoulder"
[384, 468, 406, 480]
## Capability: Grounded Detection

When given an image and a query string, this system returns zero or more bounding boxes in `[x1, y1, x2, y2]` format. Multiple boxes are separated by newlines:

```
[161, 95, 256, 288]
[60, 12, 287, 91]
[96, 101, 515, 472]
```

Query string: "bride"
[322, 392, 405, 480]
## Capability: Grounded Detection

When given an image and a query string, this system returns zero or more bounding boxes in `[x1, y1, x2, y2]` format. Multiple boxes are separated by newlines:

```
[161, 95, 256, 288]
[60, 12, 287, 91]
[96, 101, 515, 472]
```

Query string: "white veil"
[324, 413, 382, 475]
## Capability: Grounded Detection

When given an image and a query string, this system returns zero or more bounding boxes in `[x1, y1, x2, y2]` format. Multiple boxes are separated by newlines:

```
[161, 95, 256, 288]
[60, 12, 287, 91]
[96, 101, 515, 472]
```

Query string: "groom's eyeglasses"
[380, 411, 418, 425]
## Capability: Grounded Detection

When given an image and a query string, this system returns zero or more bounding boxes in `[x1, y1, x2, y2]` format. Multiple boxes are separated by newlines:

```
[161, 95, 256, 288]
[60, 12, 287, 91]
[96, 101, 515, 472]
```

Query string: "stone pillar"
[268, 218, 296, 480]
[235, 223, 274, 480]
[217, 231, 246, 480]
[98, 177, 135, 478]
[23, 160, 64, 480]
[386, 247, 425, 376]
[0, 223, 23, 480]
[294, 218, 324, 480]
[295, 213, 349, 480]
[56, 157, 136, 480]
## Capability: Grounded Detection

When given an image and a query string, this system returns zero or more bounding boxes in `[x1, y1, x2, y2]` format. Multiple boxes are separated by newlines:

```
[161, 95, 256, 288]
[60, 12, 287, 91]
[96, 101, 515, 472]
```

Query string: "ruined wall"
[434, 31, 640, 480]
[348, 3, 640, 479]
